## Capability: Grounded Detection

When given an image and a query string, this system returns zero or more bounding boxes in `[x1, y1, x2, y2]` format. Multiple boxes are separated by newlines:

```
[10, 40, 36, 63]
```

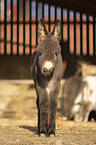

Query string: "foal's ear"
[38, 19, 48, 41]
[51, 20, 61, 41]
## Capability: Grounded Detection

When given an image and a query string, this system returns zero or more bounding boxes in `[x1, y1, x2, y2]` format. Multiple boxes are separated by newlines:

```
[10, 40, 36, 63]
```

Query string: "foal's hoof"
[49, 134, 55, 137]
[48, 131, 55, 137]
[40, 133, 46, 137]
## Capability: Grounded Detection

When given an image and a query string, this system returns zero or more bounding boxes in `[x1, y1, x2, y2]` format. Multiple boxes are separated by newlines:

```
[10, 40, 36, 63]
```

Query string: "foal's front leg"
[48, 95, 57, 137]
[37, 86, 50, 136]
[48, 82, 60, 137]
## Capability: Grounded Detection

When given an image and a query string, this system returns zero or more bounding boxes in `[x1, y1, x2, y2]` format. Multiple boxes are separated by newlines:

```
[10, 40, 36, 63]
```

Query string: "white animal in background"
[62, 76, 96, 121]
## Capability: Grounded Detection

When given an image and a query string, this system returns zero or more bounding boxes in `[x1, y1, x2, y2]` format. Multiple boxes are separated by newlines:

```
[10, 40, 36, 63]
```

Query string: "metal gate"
[0, 0, 96, 56]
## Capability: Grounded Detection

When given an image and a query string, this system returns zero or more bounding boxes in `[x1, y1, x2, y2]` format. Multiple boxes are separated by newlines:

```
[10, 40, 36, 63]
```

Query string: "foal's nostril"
[49, 68, 53, 72]
[43, 68, 47, 73]
[43, 67, 53, 74]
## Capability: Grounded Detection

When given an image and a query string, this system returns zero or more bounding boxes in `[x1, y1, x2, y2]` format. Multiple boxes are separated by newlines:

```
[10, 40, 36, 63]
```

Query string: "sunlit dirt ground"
[0, 81, 96, 145]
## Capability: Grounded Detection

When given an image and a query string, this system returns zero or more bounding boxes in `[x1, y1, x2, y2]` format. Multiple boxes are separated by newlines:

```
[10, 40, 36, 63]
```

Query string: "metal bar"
[36, 2, 38, 46]
[0, 0, 1, 53]
[11, 0, 13, 54]
[0, 40, 33, 46]
[0, 21, 58, 25]
[93, 16, 95, 55]
[48, 5, 50, 32]
[1, 40, 36, 48]
[67, 10, 70, 53]
[0, 39, 35, 46]
[61, 8, 63, 41]
[74, 12, 76, 54]
[42, 3, 44, 19]
[80, 14, 82, 55]
[29, 0, 32, 54]
[87, 15, 89, 55]
[17, 0, 19, 55]
[23, 0, 25, 54]
[4, 0, 7, 54]
[55, 6, 57, 22]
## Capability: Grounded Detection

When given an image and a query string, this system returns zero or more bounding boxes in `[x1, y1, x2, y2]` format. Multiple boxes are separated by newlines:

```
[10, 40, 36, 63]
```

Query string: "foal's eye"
[55, 53, 58, 56]
[39, 52, 42, 56]
[54, 53, 58, 59]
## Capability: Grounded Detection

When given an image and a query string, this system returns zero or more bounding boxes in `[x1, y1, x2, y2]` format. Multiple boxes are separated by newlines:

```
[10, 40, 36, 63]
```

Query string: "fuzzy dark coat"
[31, 19, 64, 137]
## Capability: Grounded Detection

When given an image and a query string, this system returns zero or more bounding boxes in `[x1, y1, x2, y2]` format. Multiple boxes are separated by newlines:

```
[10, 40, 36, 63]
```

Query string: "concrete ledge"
[0, 80, 34, 84]
[0, 79, 65, 85]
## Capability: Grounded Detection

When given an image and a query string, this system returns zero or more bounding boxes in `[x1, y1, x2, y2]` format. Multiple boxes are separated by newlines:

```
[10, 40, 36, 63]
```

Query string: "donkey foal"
[31, 19, 64, 137]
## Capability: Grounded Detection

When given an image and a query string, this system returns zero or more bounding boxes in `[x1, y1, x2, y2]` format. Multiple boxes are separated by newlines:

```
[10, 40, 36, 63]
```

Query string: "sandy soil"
[0, 81, 96, 145]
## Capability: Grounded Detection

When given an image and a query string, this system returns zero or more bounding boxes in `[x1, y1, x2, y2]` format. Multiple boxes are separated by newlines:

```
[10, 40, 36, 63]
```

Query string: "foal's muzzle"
[42, 61, 54, 76]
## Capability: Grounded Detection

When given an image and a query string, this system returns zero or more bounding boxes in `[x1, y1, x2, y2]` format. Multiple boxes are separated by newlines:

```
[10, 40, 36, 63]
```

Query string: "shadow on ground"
[19, 126, 37, 134]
